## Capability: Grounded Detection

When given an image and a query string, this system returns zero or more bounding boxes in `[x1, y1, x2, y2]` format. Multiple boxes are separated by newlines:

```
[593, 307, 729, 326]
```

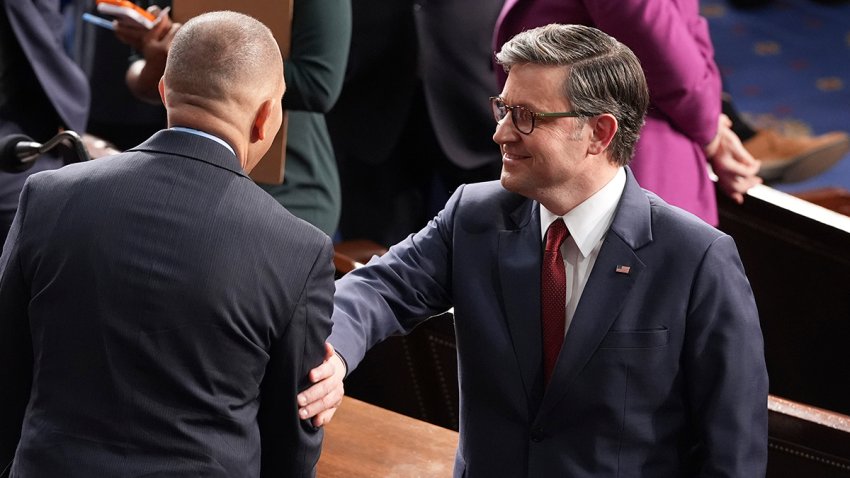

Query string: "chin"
[500, 172, 524, 196]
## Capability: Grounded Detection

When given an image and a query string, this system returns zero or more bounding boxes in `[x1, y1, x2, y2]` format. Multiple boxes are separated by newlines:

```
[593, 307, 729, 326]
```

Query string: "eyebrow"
[503, 96, 574, 114]
[499, 95, 543, 111]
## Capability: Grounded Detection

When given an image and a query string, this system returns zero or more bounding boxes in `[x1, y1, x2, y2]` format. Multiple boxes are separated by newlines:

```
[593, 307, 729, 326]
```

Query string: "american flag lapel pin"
[615, 265, 631, 275]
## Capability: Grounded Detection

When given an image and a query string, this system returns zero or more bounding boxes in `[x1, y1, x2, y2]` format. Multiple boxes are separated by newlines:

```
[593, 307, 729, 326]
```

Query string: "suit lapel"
[536, 168, 653, 419]
[498, 198, 542, 407]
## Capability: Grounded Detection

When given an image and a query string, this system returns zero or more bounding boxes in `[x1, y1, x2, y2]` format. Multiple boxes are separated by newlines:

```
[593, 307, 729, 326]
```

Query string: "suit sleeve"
[281, 0, 352, 112]
[258, 237, 335, 477]
[585, 0, 721, 146]
[684, 235, 768, 476]
[0, 181, 33, 476]
[328, 185, 460, 373]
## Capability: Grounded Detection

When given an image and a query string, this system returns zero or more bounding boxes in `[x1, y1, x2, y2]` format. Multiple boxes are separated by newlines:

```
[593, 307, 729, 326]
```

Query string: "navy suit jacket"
[0, 130, 334, 477]
[329, 168, 768, 477]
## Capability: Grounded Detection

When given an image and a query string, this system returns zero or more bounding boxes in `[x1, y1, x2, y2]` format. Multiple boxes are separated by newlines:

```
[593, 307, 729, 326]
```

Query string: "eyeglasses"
[489, 96, 596, 135]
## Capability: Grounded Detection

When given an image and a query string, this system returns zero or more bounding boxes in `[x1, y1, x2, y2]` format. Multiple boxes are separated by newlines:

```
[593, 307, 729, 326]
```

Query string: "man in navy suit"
[301, 24, 768, 476]
[0, 11, 333, 477]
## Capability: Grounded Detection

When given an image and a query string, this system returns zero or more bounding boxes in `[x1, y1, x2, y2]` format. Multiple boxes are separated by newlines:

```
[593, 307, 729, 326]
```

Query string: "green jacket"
[259, 0, 352, 236]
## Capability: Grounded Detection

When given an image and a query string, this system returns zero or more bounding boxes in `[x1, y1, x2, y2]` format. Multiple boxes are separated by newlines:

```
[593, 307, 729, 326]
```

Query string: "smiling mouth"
[502, 151, 530, 161]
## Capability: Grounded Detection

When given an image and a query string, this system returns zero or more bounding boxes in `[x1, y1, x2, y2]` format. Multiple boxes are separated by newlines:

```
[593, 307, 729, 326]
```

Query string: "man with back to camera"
[298, 24, 769, 477]
[0, 11, 334, 477]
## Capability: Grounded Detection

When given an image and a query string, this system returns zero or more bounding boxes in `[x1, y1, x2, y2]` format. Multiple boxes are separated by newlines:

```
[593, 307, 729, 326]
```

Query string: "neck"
[538, 164, 619, 216]
[167, 105, 247, 167]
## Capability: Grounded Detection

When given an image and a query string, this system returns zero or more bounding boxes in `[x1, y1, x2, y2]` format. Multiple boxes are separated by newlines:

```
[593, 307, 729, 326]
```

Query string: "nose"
[493, 113, 519, 146]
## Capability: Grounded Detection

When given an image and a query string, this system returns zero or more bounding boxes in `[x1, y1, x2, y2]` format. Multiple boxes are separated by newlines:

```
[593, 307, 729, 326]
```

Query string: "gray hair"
[496, 24, 649, 166]
[164, 11, 282, 102]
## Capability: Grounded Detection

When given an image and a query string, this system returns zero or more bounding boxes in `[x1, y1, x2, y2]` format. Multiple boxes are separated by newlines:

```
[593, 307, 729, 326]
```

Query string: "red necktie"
[541, 218, 568, 386]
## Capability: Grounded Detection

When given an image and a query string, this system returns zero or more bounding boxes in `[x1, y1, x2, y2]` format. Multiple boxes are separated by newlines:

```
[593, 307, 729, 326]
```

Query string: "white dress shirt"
[170, 126, 236, 157]
[539, 167, 626, 335]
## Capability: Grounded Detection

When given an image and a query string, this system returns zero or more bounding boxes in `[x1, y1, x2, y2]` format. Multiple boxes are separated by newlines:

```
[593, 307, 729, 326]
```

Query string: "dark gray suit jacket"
[0, 130, 334, 477]
[414, 0, 502, 170]
[330, 168, 768, 477]
[326, 0, 501, 170]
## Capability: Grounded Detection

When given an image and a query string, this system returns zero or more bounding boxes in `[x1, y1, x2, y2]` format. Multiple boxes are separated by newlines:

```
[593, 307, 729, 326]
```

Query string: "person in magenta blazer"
[300, 24, 768, 477]
[494, 0, 761, 225]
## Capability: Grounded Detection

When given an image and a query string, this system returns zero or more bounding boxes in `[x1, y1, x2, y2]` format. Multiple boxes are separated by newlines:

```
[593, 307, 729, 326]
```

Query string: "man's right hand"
[116, 7, 181, 104]
[298, 343, 346, 427]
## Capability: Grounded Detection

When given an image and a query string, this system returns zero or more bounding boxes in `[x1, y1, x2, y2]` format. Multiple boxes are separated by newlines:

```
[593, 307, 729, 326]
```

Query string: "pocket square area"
[599, 327, 669, 349]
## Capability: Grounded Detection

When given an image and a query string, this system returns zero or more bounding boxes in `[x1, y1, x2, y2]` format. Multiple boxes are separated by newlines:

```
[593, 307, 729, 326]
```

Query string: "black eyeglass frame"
[489, 96, 597, 135]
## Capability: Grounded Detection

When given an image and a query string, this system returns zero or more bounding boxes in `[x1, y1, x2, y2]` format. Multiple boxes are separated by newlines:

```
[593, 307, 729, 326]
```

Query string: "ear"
[587, 114, 618, 155]
[250, 99, 274, 143]
[158, 77, 166, 105]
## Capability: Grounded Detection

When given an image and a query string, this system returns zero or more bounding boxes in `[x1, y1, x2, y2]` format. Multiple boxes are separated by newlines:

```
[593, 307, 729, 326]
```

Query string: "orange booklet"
[96, 0, 158, 29]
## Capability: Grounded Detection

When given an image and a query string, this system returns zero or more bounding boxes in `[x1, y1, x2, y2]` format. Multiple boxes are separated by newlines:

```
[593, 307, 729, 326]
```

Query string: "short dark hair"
[496, 24, 649, 166]
[165, 11, 281, 101]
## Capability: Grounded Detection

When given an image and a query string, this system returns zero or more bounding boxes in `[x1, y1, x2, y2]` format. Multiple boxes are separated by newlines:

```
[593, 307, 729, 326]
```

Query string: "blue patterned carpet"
[701, 0, 850, 194]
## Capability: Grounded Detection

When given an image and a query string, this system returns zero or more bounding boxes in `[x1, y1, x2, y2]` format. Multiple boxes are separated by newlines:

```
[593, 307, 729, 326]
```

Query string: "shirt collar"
[170, 126, 236, 157]
[539, 167, 626, 257]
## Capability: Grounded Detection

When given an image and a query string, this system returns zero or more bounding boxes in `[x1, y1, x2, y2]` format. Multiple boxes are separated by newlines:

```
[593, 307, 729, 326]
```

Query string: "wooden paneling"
[717, 184, 850, 416]
[345, 312, 459, 431]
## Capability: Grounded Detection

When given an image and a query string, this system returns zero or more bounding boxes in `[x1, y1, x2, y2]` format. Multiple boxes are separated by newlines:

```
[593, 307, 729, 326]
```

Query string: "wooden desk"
[318, 398, 459, 478]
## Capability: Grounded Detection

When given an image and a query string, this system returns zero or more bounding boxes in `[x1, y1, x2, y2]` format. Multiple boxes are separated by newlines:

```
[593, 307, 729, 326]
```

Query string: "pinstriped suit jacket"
[0, 129, 334, 477]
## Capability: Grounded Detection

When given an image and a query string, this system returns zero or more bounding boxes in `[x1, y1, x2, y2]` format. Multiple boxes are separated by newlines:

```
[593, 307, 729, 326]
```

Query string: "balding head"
[160, 11, 285, 170]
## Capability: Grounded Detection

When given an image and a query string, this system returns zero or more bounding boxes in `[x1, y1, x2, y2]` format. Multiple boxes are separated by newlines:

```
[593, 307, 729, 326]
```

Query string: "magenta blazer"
[495, 0, 721, 225]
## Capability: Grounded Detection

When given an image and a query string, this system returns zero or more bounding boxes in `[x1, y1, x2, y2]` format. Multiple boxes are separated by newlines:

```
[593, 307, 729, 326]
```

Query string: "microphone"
[0, 131, 91, 174]
[0, 134, 41, 173]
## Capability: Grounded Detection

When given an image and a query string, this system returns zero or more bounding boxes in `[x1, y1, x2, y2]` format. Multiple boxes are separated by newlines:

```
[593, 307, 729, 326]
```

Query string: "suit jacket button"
[530, 428, 544, 442]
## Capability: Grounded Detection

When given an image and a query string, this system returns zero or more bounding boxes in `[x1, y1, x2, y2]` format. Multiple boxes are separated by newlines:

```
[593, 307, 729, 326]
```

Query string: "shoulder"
[23, 156, 115, 193]
[451, 181, 528, 216]
[234, 184, 334, 254]
[646, 190, 724, 243]
[638, 189, 736, 267]
[439, 181, 533, 234]
[606, 171, 725, 258]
